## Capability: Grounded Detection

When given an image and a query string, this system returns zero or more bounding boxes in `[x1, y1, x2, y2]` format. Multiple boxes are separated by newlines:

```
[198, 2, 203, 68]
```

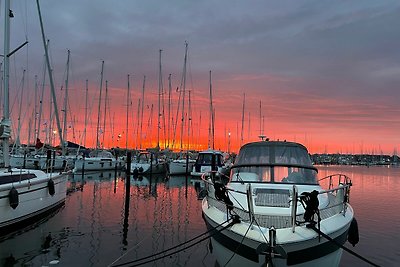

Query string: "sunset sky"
[2, 0, 400, 154]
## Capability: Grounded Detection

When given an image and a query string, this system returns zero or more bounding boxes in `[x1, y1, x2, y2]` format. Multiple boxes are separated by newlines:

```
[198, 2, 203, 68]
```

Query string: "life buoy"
[48, 179, 55, 196]
[9, 187, 19, 209]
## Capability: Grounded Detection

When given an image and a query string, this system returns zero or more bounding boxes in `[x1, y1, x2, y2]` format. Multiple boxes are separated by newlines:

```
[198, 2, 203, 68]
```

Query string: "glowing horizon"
[10, 78, 399, 156]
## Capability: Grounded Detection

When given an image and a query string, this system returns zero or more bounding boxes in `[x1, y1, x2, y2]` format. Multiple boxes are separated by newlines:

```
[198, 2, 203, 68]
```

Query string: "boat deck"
[207, 193, 343, 229]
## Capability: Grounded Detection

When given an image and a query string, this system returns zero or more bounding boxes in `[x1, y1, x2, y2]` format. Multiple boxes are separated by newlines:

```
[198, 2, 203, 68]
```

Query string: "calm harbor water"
[0, 165, 398, 266]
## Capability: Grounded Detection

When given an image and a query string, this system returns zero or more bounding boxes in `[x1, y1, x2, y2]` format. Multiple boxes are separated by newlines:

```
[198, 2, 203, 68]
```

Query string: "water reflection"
[318, 165, 400, 267]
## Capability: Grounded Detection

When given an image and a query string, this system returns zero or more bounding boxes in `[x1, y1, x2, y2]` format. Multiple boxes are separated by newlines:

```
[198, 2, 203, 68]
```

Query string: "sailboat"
[0, 0, 68, 237]
[9, 50, 75, 171]
[191, 70, 230, 177]
[168, 42, 196, 175]
[73, 62, 123, 172]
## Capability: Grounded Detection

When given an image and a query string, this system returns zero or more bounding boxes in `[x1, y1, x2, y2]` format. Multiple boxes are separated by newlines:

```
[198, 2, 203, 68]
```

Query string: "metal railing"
[202, 172, 352, 231]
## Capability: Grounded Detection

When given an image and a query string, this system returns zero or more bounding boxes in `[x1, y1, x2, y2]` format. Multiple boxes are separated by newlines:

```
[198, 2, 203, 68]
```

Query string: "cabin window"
[279, 167, 318, 184]
[231, 166, 318, 184]
[196, 154, 222, 166]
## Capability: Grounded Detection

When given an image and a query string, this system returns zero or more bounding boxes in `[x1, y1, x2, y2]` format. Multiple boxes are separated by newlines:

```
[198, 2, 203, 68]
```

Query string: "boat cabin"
[230, 141, 318, 185]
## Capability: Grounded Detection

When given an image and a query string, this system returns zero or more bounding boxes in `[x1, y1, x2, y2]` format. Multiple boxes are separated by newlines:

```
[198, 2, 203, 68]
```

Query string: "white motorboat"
[73, 150, 123, 172]
[191, 149, 230, 177]
[0, 0, 68, 238]
[201, 141, 357, 266]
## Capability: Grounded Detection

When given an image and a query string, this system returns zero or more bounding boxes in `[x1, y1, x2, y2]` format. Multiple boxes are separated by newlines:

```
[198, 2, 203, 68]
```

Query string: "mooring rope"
[223, 220, 254, 267]
[107, 234, 149, 267]
[308, 224, 380, 267]
[110, 216, 238, 267]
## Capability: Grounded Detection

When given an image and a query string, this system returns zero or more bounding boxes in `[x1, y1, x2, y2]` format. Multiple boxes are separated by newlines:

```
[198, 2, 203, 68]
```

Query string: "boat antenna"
[258, 100, 266, 141]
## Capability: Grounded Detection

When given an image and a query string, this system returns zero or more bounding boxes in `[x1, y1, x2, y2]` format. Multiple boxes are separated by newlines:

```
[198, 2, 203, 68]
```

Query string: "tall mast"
[135, 98, 141, 149]
[1, 0, 12, 167]
[208, 70, 215, 150]
[126, 74, 130, 150]
[96, 60, 104, 150]
[103, 80, 108, 148]
[259, 100, 262, 136]
[188, 90, 192, 150]
[62, 50, 70, 151]
[157, 49, 162, 149]
[198, 111, 202, 150]
[149, 104, 154, 147]
[16, 69, 26, 147]
[34, 75, 38, 143]
[167, 74, 172, 148]
[36, 52, 47, 143]
[258, 100, 266, 140]
[162, 84, 167, 148]
[84, 79, 88, 147]
[37, 0, 64, 154]
[240, 92, 245, 146]
[28, 117, 32, 147]
[139, 75, 145, 149]
[180, 42, 188, 150]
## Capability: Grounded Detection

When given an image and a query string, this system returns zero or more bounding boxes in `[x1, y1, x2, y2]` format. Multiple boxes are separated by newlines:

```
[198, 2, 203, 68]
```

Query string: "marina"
[1, 1, 400, 266]
[0, 165, 398, 266]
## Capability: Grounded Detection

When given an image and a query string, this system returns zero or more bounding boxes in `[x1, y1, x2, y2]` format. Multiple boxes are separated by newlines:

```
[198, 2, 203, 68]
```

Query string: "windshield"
[231, 166, 318, 184]
[196, 153, 223, 166]
[230, 141, 318, 184]
[235, 143, 313, 166]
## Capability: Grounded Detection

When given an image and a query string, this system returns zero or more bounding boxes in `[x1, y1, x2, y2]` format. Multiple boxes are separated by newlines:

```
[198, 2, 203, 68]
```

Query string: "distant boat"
[201, 140, 357, 266]
[0, 0, 68, 238]
[190, 149, 230, 177]
[73, 149, 123, 172]
[9, 144, 74, 171]
[10, 152, 72, 171]
[169, 151, 196, 175]
[131, 151, 167, 175]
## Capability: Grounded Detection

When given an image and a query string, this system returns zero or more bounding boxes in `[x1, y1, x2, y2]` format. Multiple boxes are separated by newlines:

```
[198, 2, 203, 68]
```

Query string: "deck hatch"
[254, 188, 290, 207]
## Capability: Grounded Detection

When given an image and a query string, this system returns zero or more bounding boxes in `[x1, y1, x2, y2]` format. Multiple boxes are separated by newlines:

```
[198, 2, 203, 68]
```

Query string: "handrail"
[291, 185, 298, 233]
[246, 183, 254, 226]
[318, 174, 352, 190]
[203, 170, 352, 230]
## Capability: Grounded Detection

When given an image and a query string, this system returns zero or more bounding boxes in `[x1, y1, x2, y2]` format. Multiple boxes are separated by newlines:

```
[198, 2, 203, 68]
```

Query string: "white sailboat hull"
[0, 169, 68, 237]
[131, 162, 167, 174]
[10, 155, 74, 171]
[169, 159, 195, 175]
[73, 157, 123, 172]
